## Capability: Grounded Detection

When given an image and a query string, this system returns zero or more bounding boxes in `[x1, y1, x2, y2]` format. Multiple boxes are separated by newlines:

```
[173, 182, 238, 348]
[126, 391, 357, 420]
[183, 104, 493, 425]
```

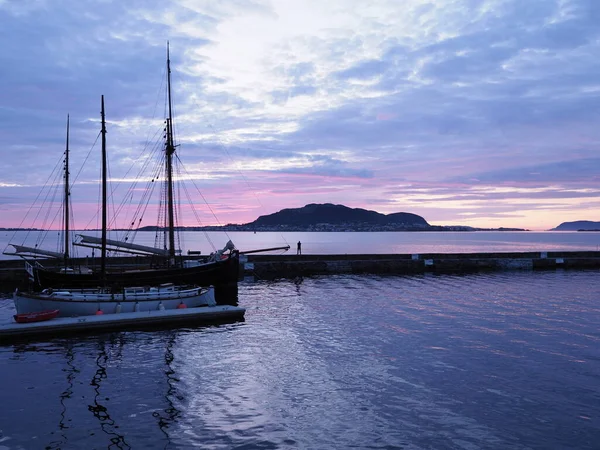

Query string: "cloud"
[451, 158, 600, 184]
[335, 59, 390, 80]
[1, 0, 600, 231]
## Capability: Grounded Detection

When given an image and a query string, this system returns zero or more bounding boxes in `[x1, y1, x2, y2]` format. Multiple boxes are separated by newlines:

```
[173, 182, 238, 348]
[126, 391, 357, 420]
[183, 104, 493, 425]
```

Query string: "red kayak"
[13, 309, 60, 324]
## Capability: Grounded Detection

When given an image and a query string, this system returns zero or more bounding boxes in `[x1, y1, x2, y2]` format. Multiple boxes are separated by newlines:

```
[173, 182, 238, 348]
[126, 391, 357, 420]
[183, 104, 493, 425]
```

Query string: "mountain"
[552, 221, 600, 231]
[2, 205, 528, 232]
[244, 203, 431, 230]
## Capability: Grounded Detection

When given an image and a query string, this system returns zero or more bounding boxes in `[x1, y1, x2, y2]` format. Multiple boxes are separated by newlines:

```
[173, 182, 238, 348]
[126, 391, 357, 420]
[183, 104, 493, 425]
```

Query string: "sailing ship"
[11, 95, 217, 317]
[5, 46, 240, 303]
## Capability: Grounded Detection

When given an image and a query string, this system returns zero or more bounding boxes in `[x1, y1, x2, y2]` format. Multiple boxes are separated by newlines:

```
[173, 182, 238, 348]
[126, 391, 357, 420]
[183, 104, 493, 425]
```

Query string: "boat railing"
[45, 287, 204, 302]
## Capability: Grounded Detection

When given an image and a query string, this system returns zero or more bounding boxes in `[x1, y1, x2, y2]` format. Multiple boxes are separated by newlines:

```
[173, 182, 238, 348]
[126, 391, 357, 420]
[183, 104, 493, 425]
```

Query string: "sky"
[1, 0, 600, 231]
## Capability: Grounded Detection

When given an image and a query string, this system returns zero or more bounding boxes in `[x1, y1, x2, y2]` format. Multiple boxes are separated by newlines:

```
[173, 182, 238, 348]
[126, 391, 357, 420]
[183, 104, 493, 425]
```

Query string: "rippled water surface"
[4, 230, 600, 260]
[1, 271, 600, 449]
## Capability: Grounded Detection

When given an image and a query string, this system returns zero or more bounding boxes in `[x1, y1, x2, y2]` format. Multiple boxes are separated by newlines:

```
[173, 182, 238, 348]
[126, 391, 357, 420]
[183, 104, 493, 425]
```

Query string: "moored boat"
[30, 241, 239, 291]
[13, 284, 215, 317]
[13, 309, 60, 324]
[4, 45, 241, 302]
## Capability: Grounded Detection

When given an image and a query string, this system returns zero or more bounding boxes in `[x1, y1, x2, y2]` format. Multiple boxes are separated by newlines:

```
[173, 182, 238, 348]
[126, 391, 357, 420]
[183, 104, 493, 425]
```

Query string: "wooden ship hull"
[29, 252, 240, 304]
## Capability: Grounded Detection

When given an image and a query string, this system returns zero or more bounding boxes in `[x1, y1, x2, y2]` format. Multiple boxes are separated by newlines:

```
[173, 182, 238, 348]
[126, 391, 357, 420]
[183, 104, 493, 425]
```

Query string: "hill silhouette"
[244, 203, 430, 229]
[551, 221, 600, 231]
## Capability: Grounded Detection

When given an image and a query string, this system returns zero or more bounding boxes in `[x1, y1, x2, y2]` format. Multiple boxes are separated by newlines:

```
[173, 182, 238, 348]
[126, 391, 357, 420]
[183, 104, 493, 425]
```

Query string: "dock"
[0, 305, 245, 342]
[2, 251, 600, 289]
[241, 251, 600, 279]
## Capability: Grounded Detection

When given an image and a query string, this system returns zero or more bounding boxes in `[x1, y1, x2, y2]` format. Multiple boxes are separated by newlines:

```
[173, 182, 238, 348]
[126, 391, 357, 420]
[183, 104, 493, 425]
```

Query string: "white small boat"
[13, 283, 215, 318]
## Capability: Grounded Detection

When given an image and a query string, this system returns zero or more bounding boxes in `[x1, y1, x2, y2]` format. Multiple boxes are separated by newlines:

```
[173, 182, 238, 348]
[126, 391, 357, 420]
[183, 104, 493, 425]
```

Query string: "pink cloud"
[376, 113, 397, 121]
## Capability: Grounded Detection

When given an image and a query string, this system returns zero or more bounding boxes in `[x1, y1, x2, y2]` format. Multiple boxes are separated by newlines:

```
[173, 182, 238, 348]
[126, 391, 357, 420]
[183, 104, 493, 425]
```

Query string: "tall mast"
[165, 42, 176, 261]
[100, 95, 107, 279]
[64, 114, 70, 268]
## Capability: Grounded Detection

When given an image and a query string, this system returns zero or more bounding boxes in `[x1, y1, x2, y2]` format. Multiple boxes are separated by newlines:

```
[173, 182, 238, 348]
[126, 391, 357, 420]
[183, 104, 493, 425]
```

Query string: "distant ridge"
[3, 205, 528, 232]
[551, 221, 600, 231]
[244, 203, 430, 230]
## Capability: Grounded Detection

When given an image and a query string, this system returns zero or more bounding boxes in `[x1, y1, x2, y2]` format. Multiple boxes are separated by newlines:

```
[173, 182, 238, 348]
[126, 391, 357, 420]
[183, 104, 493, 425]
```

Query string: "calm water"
[1, 271, 600, 449]
[3, 230, 600, 260]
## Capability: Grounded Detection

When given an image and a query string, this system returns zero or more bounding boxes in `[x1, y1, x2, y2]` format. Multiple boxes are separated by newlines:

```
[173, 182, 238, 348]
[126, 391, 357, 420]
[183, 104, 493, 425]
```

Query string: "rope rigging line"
[79, 128, 163, 251]
[36, 162, 64, 248]
[5, 129, 103, 257]
[80, 67, 163, 238]
[108, 70, 165, 233]
[173, 153, 233, 246]
[114, 133, 164, 237]
[80, 131, 106, 232]
[178, 171, 218, 252]
[173, 160, 181, 254]
[155, 167, 167, 250]
[4, 150, 65, 253]
[71, 131, 101, 187]
[190, 98, 291, 248]
[173, 160, 184, 254]
[103, 66, 166, 248]
[38, 181, 63, 252]
[68, 196, 78, 259]
[125, 153, 163, 246]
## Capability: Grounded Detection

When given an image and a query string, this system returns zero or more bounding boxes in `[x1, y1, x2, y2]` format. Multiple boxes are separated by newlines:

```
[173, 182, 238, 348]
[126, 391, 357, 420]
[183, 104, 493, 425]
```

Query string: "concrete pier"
[0, 305, 246, 342]
[241, 251, 600, 280]
[1, 251, 600, 290]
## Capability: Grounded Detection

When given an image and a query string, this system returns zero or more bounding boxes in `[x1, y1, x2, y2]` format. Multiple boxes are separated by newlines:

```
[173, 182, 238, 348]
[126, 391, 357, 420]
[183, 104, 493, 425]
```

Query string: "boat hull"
[31, 252, 240, 303]
[14, 287, 215, 317]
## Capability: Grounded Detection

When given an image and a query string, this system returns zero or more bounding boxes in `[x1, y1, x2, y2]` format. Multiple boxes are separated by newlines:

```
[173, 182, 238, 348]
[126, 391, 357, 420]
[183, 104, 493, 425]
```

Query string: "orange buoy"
[177, 302, 187, 309]
[95, 309, 104, 315]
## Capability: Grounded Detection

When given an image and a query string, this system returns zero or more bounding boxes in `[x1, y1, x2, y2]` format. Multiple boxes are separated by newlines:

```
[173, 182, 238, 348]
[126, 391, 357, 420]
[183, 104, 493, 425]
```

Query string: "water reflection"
[1, 322, 248, 449]
[294, 276, 304, 295]
[152, 333, 182, 449]
[88, 337, 130, 449]
[44, 343, 77, 450]
[59, 345, 76, 431]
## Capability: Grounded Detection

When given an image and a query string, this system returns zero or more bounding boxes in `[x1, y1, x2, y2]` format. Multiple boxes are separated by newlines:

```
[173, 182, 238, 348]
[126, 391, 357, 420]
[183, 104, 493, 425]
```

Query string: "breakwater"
[1, 251, 599, 291]
[242, 251, 600, 280]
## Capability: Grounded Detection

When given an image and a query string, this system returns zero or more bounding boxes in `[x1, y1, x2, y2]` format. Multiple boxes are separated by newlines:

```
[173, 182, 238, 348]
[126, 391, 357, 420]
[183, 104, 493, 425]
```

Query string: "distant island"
[3, 204, 530, 233]
[136, 203, 527, 232]
[551, 221, 600, 231]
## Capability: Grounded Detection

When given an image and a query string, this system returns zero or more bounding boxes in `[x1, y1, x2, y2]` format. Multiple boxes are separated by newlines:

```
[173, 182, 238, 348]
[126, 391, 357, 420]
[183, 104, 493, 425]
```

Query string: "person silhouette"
[297, 241, 302, 255]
